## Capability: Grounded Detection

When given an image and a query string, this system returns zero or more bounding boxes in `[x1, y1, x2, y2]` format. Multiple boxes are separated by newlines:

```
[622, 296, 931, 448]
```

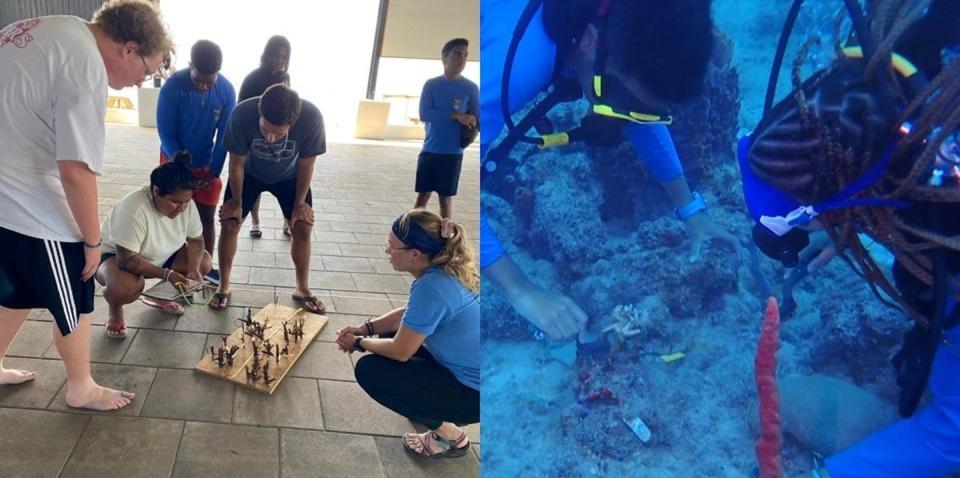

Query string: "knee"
[220, 219, 241, 236]
[354, 354, 383, 391]
[105, 274, 144, 304]
[291, 221, 312, 241]
[200, 251, 213, 274]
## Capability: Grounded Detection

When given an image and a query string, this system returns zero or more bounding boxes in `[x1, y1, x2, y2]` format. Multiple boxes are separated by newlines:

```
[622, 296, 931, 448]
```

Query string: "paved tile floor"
[0, 124, 480, 477]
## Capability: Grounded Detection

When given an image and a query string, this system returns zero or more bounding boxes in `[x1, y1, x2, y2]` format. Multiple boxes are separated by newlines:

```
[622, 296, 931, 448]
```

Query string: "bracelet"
[364, 319, 375, 336]
[163, 268, 172, 282]
[354, 336, 366, 353]
[83, 239, 102, 248]
[674, 191, 706, 222]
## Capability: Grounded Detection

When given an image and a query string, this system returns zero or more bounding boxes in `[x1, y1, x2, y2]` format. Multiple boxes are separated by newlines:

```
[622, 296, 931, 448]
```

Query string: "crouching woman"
[336, 209, 479, 458]
[95, 152, 212, 338]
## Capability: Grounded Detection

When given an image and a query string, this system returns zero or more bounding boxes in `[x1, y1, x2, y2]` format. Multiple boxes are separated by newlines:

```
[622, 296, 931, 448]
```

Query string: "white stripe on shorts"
[43, 239, 78, 332]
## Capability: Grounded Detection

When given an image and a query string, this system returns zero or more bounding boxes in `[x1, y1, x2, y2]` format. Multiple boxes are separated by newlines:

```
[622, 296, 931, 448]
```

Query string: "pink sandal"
[140, 296, 185, 316]
[105, 320, 127, 339]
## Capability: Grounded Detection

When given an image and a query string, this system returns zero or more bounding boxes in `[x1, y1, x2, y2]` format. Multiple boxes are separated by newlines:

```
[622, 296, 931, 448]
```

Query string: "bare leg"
[195, 203, 217, 256]
[55, 316, 134, 410]
[415, 192, 431, 209]
[216, 218, 242, 297]
[97, 257, 144, 329]
[291, 219, 313, 297]
[250, 195, 262, 227]
[438, 195, 453, 219]
[0, 306, 36, 384]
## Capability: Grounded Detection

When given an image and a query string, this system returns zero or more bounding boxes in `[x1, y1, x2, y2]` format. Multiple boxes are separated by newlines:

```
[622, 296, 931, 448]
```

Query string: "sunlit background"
[98, 0, 480, 141]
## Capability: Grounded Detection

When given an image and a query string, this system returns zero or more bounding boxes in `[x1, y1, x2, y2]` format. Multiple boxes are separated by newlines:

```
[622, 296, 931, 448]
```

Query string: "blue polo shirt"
[401, 266, 481, 390]
[420, 75, 479, 155]
[157, 69, 236, 177]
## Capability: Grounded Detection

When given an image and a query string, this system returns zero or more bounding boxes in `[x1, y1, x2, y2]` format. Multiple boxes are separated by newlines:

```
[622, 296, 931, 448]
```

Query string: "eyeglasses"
[139, 53, 154, 82]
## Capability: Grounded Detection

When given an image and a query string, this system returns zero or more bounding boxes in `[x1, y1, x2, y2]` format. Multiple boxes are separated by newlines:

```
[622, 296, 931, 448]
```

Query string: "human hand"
[510, 285, 588, 341]
[82, 245, 101, 281]
[186, 270, 203, 282]
[167, 269, 193, 288]
[219, 198, 242, 224]
[801, 230, 839, 274]
[452, 112, 477, 128]
[683, 212, 742, 263]
[336, 331, 358, 353]
[441, 218, 454, 238]
[290, 203, 314, 228]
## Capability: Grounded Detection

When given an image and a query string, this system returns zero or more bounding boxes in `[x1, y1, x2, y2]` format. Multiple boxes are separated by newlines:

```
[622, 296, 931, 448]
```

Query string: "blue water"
[480, 1, 918, 476]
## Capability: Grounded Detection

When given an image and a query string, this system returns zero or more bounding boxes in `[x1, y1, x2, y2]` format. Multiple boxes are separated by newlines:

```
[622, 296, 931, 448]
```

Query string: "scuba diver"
[480, 0, 740, 341]
[738, 0, 960, 476]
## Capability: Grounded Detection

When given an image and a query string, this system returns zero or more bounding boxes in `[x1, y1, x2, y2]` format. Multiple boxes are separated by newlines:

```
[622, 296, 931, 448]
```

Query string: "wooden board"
[194, 303, 327, 394]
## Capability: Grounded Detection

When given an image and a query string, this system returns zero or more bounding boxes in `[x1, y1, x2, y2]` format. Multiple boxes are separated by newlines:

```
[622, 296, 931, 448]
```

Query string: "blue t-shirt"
[420, 75, 479, 155]
[401, 267, 481, 390]
[480, 0, 683, 182]
[156, 69, 236, 177]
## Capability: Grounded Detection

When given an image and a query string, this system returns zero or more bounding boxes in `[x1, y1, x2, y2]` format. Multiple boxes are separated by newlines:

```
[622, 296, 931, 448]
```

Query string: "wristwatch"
[353, 336, 366, 353]
[674, 191, 706, 221]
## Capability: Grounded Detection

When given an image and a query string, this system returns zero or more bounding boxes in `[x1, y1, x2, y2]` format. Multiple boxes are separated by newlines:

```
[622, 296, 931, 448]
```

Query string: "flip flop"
[282, 225, 292, 237]
[292, 294, 326, 314]
[402, 430, 470, 459]
[209, 291, 231, 310]
[249, 224, 263, 239]
[140, 297, 185, 316]
[105, 321, 127, 339]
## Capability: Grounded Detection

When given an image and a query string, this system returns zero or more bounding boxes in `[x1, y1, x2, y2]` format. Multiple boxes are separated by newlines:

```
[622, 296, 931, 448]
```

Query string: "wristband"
[364, 319, 375, 336]
[83, 239, 102, 248]
[674, 191, 706, 222]
[354, 336, 366, 353]
[163, 268, 173, 282]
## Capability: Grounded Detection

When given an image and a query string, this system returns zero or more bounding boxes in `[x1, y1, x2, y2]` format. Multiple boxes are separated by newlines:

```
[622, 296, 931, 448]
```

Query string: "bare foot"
[65, 384, 135, 411]
[0, 368, 37, 385]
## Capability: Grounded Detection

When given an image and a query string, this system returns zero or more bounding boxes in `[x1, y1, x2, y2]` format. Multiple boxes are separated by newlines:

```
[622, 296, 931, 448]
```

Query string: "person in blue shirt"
[414, 38, 479, 221]
[738, 1, 960, 476]
[156, 39, 236, 277]
[480, 0, 739, 341]
[336, 209, 480, 459]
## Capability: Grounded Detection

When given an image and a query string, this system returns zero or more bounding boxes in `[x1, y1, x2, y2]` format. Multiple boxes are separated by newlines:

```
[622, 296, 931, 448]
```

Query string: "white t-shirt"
[0, 16, 107, 242]
[101, 187, 203, 267]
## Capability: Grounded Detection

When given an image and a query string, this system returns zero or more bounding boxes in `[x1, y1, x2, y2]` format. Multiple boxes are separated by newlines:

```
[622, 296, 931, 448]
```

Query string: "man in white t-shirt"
[97, 154, 212, 339]
[0, 0, 173, 412]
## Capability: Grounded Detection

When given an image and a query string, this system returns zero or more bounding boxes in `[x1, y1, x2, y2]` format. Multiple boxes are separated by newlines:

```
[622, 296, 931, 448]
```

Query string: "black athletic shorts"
[0, 226, 95, 336]
[415, 152, 463, 196]
[223, 174, 313, 220]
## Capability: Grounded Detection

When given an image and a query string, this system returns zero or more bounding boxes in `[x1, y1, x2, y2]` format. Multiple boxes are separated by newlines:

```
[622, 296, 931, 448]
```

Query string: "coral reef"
[668, 31, 743, 208]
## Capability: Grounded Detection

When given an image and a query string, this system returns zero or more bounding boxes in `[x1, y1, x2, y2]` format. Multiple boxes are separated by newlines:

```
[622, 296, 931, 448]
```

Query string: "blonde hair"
[92, 0, 174, 68]
[398, 209, 479, 293]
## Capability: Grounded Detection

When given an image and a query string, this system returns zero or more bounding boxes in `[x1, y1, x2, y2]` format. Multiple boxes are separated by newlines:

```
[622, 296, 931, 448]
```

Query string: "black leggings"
[355, 347, 479, 430]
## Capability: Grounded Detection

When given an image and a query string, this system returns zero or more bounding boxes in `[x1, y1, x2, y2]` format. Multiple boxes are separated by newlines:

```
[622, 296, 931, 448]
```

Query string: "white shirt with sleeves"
[101, 187, 203, 267]
[0, 16, 107, 242]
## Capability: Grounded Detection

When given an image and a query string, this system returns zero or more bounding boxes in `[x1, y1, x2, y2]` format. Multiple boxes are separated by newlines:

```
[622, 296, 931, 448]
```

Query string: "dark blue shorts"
[0, 226, 95, 337]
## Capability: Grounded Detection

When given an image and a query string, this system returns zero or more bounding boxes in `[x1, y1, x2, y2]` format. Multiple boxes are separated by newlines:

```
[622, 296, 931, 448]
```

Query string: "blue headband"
[392, 217, 445, 256]
[738, 134, 908, 236]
